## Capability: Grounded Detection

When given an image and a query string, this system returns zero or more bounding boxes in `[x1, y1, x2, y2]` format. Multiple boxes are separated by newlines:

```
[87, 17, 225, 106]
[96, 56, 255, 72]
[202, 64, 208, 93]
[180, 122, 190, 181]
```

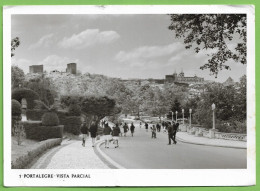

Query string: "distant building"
[66, 63, 77, 74]
[29, 65, 43, 74]
[165, 69, 204, 84]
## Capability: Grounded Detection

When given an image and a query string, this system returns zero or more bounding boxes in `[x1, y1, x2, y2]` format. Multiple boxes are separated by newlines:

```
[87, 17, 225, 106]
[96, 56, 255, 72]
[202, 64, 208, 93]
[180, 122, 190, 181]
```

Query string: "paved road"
[100, 123, 247, 169]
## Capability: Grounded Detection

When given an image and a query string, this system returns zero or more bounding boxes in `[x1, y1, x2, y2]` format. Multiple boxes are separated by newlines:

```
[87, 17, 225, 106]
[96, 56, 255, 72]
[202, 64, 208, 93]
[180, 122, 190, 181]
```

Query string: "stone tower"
[66, 63, 77, 74]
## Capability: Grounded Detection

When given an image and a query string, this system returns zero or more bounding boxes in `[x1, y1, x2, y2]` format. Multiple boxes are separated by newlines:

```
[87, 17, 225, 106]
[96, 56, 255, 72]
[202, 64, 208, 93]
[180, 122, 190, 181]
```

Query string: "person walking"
[103, 123, 112, 148]
[151, 125, 156, 138]
[156, 123, 161, 132]
[130, 122, 135, 137]
[123, 123, 129, 137]
[80, 121, 89, 147]
[167, 122, 175, 145]
[112, 123, 121, 148]
[139, 121, 142, 128]
[89, 120, 98, 147]
[145, 122, 148, 132]
[173, 122, 179, 144]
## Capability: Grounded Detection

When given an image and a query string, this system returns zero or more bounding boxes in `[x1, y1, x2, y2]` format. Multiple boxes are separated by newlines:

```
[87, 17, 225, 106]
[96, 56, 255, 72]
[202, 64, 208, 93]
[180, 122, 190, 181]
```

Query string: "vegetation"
[168, 14, 246, 76]
[42, 112, 60, 126]
[12, 88, 39, 109]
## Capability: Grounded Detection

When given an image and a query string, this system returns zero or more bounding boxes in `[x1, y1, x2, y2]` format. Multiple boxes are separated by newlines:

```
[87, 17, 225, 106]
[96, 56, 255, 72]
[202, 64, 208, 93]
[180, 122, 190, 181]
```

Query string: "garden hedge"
[23, 121, 63, 141]
[26, 109, 46, 121]
[42, 111, 60, 126]
[11, 138, 62, 169]
[12, 99, 22, 116]
[63, 116, 82, 135]
[12, 88, 39, 109]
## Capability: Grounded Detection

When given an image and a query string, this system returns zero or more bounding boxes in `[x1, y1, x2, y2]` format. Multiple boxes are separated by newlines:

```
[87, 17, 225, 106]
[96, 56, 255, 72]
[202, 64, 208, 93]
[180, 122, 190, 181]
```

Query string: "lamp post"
[182, 109, 184, 125]
[212, 103, 216, 130]
[170, 111, 173, 121]
[189, 109, 192, 128]
[175, 111, 178, 122]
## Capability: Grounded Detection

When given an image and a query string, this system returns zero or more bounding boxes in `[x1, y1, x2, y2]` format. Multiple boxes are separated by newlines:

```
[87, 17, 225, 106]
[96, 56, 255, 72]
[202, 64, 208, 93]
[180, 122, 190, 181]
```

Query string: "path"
[30, 138, 109, 169]
[100, 122, 247, 169]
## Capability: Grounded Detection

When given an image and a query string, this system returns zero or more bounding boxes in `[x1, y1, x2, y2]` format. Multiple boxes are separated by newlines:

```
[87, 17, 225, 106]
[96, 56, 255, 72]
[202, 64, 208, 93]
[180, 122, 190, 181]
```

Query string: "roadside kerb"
[176, 136, 246, 149]
[94, 139, 125, 169]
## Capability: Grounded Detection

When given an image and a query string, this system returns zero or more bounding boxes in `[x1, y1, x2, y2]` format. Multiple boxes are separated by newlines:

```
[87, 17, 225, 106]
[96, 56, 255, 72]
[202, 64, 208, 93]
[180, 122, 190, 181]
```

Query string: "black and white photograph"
[4, 5, 255, 187]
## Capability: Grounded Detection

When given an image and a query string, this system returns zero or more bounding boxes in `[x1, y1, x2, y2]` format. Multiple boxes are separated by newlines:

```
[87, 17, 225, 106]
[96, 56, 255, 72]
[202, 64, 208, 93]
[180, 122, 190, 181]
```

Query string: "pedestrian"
[123, 123, 129, 137]
[151, 125, 156, 138]
[145, 122, 148, 132]
[103, 123, 112, 148]
[156, 123, 161, 132]
[112, 123, 121, 148]
[139, 121, 142, 128]
[173, 122, 179, 144]
[167, 122, 175, 145]
[80, 121, 89, 147]
[130, 122, 135, 137]
[89, 120, 98, 147]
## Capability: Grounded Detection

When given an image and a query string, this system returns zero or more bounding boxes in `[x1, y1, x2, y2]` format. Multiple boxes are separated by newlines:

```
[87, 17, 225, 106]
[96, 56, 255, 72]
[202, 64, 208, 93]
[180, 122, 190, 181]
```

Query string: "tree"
[24, 75, 57, 106]
[11, 37, 20, 57]
[11, 66, 25, 89]
[233, 75, 246, 120]
[12, 88, 40, 109]
[168, 14, 246, 76]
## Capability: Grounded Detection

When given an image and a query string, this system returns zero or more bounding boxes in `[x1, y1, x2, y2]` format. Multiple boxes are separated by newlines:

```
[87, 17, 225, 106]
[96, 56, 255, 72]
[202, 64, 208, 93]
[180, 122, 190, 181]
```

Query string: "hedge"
[42, 112, 60, 126]
[12, 88, 39, 109]
[11, 138, 62, 169]
[12, 99, 22, 116]
[57, 110, 69, 124]
[23, 121, 63, 141]
[26, 109, 46, 121]
[63, 116, 82, 135]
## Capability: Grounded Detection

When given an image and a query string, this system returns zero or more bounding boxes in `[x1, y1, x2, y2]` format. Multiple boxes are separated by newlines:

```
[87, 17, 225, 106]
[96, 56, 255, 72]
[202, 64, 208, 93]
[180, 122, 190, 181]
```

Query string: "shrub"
[42, 112, 59, 126]
[63, 116, 82, 135]
[57, 110, 69, 124]
[13, 121, 26, 145]
[12, 99, 22, 116]
[12, 88, 39, 109]
[26, 109, 45, 121]
[23, 121, 63, 141]
[68, 103, 81, 116]
[11, 138, 62, 169]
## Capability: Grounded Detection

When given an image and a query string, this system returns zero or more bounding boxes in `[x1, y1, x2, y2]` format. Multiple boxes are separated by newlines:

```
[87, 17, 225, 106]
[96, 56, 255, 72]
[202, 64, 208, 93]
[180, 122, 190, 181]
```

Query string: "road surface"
[100, 122, 247, 169]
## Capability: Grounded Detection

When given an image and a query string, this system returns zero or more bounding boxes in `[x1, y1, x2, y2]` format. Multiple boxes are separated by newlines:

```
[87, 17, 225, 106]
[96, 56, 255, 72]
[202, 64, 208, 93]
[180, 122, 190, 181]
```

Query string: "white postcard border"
[3, 5, 255, 187]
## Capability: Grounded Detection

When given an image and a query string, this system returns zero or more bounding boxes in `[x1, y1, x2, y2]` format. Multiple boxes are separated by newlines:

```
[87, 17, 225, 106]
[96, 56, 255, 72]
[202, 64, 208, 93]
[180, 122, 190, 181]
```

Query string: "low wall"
[185, 125, 246, 142]
[11, 138, 62, 169]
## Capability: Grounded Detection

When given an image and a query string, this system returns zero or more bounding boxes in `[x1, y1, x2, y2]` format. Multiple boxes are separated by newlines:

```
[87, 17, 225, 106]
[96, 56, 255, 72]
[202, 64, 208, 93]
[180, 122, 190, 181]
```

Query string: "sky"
[11, 14, 247, 82]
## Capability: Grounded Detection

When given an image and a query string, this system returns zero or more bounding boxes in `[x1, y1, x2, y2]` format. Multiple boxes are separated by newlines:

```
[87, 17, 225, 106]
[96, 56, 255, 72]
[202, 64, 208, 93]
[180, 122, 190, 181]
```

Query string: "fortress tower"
[66, 63, 77, 74]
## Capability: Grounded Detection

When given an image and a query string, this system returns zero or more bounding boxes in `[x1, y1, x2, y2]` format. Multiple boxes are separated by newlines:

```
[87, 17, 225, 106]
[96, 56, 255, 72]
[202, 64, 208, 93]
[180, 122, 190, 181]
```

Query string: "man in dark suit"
[173, 122, 179, 144]
[167, 122, 175, 145]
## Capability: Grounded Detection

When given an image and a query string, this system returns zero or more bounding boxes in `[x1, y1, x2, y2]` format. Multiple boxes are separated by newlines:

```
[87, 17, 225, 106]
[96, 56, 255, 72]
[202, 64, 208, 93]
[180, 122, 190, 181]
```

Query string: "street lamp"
[169, 111, 174, 121]
[182, 109, 184, 125]
[175, 111, 178, 122]
[189, 109, 192, 128]
[212, 103, 216, 130]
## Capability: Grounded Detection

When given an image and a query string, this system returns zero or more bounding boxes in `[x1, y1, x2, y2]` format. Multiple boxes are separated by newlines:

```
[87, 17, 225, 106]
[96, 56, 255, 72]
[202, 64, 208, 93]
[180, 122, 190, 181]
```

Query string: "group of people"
[80, 120, 98, 147]
[80, 119, 179, 149]
[142, 121, 179, 144]
[103, 122, 136, 148]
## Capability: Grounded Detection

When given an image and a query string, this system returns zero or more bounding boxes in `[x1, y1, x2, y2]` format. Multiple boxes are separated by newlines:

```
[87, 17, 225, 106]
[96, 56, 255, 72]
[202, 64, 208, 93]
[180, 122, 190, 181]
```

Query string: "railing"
[184, 125, 247, 142]
[214, 132, 247, 142]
